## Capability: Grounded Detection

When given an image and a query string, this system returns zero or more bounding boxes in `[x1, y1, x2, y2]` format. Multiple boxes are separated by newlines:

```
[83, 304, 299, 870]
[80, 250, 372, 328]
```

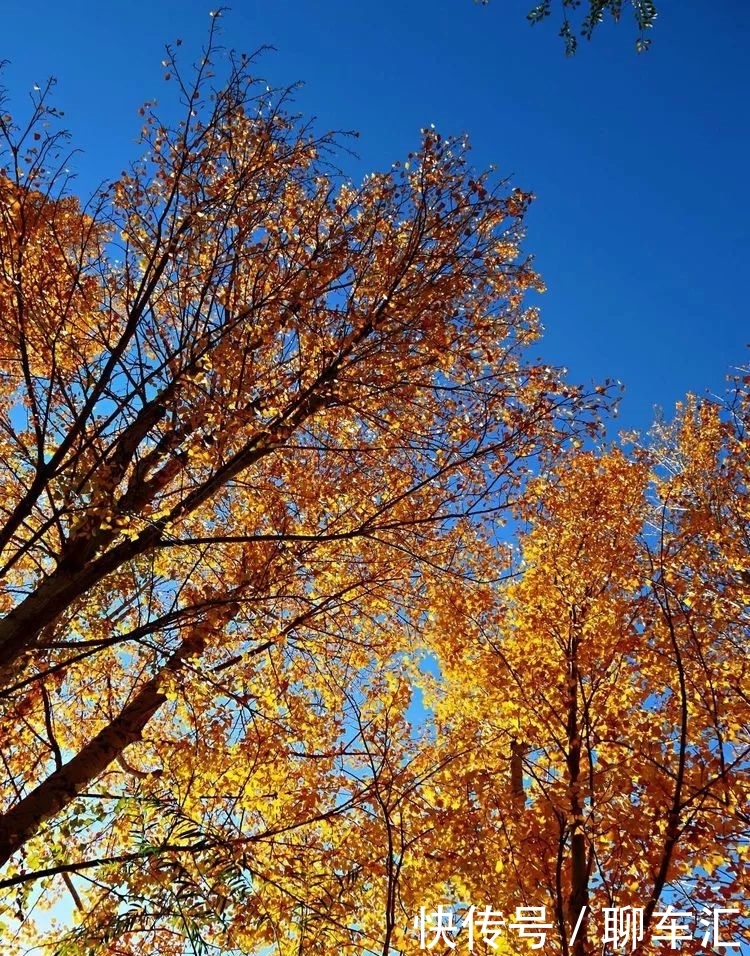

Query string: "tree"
[476, 0, 659, 54]
[407, 386, 749, 954]
[0, 18, 609, 953]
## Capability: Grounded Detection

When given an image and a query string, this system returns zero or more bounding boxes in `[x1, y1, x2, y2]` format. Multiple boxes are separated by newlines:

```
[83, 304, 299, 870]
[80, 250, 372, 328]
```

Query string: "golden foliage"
[0, 22, 745, 956]
[0, 25, 608, 955]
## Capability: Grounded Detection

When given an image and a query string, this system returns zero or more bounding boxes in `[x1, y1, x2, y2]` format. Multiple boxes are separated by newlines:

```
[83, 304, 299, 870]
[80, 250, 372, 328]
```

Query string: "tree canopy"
[0, 16, 747, 956]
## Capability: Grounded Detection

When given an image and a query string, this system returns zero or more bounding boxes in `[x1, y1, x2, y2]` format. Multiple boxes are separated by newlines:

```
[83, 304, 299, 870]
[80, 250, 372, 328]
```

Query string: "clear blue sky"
[2, 1, 748, 434]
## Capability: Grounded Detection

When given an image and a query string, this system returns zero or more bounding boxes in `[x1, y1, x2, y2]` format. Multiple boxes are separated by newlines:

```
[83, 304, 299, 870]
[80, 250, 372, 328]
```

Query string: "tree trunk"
[0, 632, 204, 868]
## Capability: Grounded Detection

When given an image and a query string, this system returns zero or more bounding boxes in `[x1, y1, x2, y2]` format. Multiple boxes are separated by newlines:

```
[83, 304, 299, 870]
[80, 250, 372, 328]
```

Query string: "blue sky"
[1, 0, 748, 434]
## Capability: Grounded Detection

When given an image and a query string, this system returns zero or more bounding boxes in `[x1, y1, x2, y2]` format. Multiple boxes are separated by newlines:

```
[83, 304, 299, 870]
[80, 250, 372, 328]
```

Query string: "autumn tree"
[407, 383, 749, 954]
[0, 17, 610, 954]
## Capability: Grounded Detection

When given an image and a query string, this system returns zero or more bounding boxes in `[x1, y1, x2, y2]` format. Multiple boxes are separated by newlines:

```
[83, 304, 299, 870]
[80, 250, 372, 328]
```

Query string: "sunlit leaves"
[0, 21, 610, 955]
[420, 384, 750, 952]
